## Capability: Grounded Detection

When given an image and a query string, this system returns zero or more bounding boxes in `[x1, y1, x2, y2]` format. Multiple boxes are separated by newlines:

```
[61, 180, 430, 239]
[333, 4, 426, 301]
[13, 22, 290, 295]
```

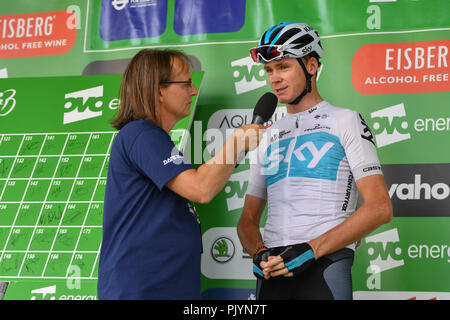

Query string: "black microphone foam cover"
[252, 92, 278, 124]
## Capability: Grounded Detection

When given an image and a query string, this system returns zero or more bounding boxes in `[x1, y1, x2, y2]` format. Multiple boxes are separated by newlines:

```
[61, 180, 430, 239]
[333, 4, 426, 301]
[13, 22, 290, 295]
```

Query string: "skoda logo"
[211, 237, 235, 263]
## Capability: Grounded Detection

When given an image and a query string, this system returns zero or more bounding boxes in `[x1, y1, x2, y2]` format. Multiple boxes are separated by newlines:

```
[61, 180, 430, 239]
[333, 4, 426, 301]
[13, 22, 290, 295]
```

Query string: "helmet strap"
[289, 58, 313, 105]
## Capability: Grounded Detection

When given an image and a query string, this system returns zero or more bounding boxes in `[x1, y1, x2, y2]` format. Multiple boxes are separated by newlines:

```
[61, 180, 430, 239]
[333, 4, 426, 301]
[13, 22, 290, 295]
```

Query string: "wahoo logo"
[370, 103, 410, 147]
[231, 56, 266, 94]
[389, 174, 449, 201]
[382, 164, 450, 217]
[63, 86, 120, 124]
[264, 132, 345, 185]
[365, 228, 404, 273]
[224, 170, 249, 212]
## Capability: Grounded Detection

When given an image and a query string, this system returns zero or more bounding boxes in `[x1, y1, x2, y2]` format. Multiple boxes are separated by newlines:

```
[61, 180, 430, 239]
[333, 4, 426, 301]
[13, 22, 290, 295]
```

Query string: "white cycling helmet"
[250, 22, 323, 105]
[250, 21, 323, 64]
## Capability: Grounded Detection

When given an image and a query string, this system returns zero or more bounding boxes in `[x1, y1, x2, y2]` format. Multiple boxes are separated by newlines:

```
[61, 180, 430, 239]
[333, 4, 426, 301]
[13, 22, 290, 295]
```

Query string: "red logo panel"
[352, 40, 449, 95]
[0, 10, 77, 58]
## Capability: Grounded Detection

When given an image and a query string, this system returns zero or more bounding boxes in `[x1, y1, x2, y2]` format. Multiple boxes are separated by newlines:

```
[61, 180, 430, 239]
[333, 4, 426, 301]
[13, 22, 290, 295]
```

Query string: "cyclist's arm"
[308, 173, 392, 258]
[237, 194, 267, 260]
[263, 174, 392, 278]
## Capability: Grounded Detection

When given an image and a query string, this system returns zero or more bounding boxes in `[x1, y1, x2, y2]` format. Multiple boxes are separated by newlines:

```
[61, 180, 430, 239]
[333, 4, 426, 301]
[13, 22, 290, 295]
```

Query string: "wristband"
[253, 248, 270, 279]
[252, 244, 268, 262]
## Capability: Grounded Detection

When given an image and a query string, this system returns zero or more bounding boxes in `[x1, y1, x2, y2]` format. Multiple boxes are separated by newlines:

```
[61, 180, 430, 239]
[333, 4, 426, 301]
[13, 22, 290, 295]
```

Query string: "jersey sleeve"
[129, 127, 194, 190]
[246, 135, 268, 200]
[339, 110, 383, 181]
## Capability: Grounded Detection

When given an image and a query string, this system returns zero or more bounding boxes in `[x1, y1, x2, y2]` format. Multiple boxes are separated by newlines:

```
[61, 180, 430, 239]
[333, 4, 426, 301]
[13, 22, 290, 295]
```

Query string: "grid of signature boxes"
[0, 132, 116, 279]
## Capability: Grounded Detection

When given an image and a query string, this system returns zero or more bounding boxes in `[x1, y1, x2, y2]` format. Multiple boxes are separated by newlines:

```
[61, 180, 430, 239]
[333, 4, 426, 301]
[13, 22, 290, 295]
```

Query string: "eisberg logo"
[63, 86, 120, 124]
[370, 103, 410, 147]
[365, 228, 404, 273]
[231, 56, 266, 94]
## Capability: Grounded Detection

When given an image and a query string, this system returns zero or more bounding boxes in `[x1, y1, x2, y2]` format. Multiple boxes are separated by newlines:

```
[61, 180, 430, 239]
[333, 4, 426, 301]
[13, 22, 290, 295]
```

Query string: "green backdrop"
[0, 0, 449, 300]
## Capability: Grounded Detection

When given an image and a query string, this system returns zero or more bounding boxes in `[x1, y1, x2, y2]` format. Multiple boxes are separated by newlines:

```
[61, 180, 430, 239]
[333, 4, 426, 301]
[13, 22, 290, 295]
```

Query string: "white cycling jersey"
[247, 100, 383, 249]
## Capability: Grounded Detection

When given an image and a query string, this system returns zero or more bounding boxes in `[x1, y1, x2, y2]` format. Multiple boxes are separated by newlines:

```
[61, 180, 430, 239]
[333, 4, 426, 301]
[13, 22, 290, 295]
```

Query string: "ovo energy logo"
[231, 56, 266, 94]
[365, 228, 404, 273]
[370, 103, 410, 147]
[370, 102, 450, 148]
[31, 285, 56, 300]
[365, 228, 403, 290]
[63, 86, 120, 124]
[224, 170, 249, 212]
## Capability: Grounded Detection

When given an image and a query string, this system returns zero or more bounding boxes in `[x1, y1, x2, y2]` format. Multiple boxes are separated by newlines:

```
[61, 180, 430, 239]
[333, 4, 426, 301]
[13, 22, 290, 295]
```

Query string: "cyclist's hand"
[253, 249, 270, 279]
[262, 243, 316, 277]
[279, 242, 316, 276]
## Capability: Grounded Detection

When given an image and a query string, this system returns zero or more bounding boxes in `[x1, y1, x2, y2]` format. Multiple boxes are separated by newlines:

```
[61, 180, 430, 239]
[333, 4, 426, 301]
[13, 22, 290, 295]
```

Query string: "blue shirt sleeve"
[128, 124, 194, 190]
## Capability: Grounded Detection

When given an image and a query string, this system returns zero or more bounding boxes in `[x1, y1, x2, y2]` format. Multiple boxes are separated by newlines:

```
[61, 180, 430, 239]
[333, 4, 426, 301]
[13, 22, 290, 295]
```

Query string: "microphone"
[236, 92, 278, 167]
[251, 92, 278, 125]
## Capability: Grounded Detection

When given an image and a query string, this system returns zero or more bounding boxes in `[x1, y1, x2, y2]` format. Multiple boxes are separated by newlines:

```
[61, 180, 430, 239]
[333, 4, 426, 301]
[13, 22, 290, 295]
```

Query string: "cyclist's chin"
[275, 94, 292, 105]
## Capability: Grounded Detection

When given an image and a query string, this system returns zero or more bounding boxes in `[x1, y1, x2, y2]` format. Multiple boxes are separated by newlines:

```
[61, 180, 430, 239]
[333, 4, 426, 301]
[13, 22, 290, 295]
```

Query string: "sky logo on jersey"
[370, 103, 410, 147]
[365, 228, 404, 273]
[231, 56, 266, 95]
[264, 132, 345, 185]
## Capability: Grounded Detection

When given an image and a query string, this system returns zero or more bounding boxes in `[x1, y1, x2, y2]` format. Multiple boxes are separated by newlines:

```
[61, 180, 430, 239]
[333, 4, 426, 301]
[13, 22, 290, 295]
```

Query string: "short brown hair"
[111, 49, 190, 130]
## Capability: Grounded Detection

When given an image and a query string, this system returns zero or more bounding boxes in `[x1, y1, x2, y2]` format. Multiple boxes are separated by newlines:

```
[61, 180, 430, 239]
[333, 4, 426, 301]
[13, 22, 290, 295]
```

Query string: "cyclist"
[237, 22, 392, 300]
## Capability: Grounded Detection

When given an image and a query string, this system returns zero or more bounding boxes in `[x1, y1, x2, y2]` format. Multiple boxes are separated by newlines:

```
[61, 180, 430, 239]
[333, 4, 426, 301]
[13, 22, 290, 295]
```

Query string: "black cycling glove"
[253, 248, 271, 279]
[279, 242, 316, 276]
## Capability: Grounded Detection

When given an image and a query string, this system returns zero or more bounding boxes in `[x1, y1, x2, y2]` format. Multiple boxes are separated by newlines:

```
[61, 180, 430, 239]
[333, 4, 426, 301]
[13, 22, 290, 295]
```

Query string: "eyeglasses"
[249, 44, 297, 63]
[161, 80, 193, 86]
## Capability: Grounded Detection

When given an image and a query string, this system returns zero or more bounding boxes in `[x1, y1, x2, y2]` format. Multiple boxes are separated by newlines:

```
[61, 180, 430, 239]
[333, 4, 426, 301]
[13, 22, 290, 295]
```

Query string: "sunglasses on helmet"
[250, 44, 300, 63]
[250, 45, 284, 63]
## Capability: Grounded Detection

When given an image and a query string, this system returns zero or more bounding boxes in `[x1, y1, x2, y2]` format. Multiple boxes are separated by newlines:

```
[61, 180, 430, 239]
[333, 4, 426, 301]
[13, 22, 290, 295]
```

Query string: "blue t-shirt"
[98, 120, 201, 299]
